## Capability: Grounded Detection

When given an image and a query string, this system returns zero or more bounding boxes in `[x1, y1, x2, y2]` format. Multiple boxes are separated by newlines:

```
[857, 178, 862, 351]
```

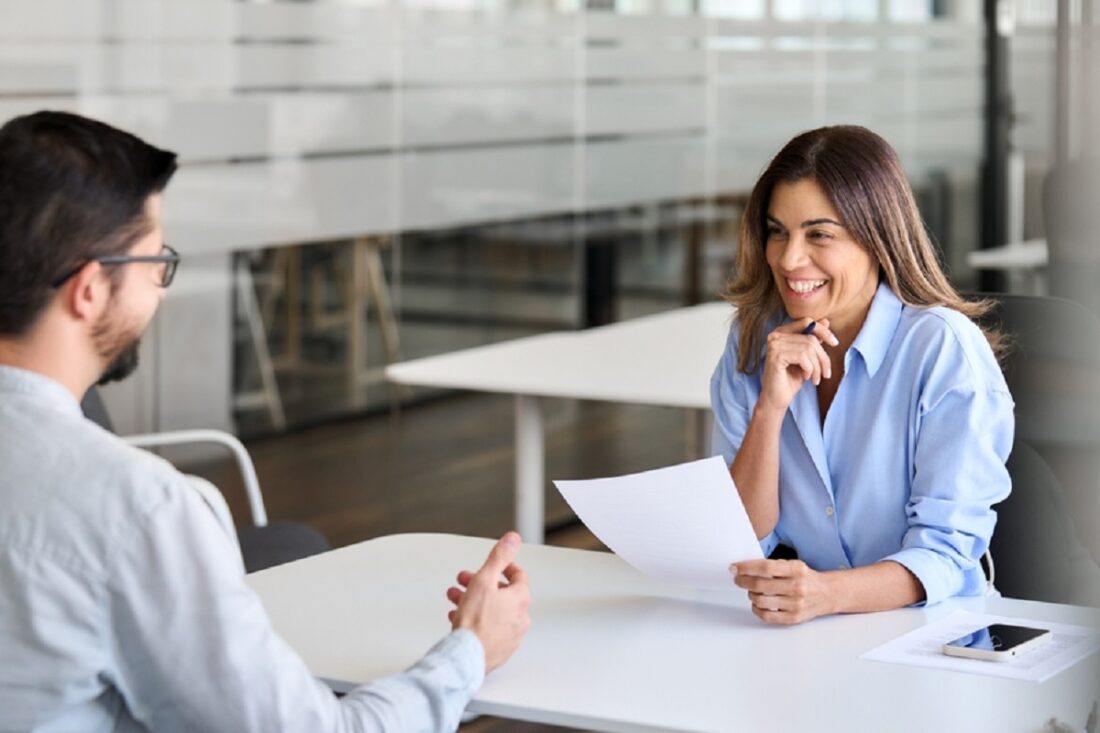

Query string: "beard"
[96, 339, 141, 385]
[92, 308, 144, 386]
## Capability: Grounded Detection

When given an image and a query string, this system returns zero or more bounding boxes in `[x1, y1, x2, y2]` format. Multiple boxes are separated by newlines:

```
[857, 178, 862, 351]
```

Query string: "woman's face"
[764, 178, 880, 336]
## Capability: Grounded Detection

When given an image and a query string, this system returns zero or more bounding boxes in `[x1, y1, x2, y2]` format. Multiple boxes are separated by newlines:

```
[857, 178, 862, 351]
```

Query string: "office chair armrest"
[122, 429, 268, 527]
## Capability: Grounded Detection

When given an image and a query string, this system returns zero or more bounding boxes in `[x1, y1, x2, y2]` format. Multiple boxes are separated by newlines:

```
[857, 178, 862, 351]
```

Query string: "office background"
[1, 0, 1096, 560]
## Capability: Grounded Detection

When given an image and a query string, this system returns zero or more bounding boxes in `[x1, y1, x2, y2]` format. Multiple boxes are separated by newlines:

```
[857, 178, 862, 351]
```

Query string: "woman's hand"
[731, 559, 837, 625]
[758, 317, 839, 414]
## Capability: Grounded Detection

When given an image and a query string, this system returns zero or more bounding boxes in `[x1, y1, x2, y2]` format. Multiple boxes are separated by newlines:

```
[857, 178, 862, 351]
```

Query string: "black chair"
[975, 294, 1100, 602]
[975, 292, 1100, 450]
[990, 438, 1076, 603]
[81, 389, 330, 573]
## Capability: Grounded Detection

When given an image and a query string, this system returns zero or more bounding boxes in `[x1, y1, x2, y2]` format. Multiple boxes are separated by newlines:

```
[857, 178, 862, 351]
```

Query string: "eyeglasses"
[51, 244, 181, 289]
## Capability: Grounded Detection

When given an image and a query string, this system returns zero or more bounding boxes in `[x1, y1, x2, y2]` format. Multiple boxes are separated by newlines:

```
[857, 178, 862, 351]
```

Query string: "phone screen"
[945, 624, 1050, 652]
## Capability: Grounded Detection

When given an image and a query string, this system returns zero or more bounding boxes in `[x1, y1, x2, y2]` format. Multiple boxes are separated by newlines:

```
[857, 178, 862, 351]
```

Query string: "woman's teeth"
[788, 279, 826, 294]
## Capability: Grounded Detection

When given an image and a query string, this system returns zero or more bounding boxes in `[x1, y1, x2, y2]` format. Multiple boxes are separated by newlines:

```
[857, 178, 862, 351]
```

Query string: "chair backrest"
[973, 293, 1100, 602]
[973, 293, 1100, 447]
[79, 386, 331, 572]
[80, 388, 115, 432]
[991, 438, 1075, 603]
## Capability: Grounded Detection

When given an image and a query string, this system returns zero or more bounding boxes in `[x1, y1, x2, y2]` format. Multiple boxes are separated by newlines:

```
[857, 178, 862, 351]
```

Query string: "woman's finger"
[748, 591, 798, 612]
[808, 319, 840, 347]
[810, 337, 831, 381]
[796, 351, 818, 385]
[774, 317, 817, 335]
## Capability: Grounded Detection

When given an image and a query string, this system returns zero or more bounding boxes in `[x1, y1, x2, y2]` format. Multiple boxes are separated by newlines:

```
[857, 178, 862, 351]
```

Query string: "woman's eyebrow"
[766, 214, 843, 228]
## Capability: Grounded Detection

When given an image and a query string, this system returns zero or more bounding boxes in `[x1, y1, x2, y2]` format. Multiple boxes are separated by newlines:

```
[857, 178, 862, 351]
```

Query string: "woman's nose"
[777, 235, 808, 270]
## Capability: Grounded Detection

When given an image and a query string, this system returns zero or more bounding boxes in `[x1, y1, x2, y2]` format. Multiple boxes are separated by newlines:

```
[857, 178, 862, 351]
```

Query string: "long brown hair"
[724, 125, 1001, 373]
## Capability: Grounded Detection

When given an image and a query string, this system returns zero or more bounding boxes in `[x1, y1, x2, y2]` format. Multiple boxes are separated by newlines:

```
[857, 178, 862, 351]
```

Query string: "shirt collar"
[0, 365, 83, 418]
[848, 282, 903, 378]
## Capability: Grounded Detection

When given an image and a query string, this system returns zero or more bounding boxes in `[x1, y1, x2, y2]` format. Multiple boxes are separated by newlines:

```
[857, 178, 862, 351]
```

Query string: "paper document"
[553, 456, 763, 591]
[860, 610, 1100, 683]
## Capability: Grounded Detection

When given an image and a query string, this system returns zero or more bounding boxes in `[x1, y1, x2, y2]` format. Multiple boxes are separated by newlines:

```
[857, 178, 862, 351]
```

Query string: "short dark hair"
[0, 111, 178, 336]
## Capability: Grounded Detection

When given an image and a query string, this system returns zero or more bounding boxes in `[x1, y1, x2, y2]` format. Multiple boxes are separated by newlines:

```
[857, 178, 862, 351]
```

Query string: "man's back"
[0, 365, 486, 732]
[0, 365, 193, 730]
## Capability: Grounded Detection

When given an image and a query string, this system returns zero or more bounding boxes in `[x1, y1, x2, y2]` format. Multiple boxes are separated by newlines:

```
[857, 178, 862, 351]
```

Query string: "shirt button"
[825, 505, 835, 517]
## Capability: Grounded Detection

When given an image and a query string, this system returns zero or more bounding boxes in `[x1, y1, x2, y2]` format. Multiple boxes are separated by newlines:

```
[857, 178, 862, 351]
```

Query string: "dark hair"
[723, 124, 1001, 372]
[0, 111, 177, 336]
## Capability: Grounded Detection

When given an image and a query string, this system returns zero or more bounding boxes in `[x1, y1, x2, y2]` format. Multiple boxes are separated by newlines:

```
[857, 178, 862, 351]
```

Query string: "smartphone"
[941, 623, 1052, 662]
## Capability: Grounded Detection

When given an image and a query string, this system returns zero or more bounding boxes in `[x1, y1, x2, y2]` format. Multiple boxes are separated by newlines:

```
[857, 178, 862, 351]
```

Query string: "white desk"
[967, 238, 1049, 295]
[385, 302, 733, 542]
[247, 533, 1100, 733]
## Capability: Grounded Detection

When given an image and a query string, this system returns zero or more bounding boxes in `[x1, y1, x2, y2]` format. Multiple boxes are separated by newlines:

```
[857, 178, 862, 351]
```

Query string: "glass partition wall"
[0, 0, 987, 437]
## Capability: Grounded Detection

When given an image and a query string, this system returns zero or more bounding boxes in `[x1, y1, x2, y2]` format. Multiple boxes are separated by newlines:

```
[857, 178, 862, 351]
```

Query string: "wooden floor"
[186, 392, 703, 732]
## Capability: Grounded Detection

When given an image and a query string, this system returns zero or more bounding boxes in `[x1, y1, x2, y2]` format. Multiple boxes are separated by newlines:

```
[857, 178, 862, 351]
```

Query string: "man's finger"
[456, 570, 474, 587]
[501, 562, 528, 587]
[476, 532, 522, 576]
[446, 586, 464, 605]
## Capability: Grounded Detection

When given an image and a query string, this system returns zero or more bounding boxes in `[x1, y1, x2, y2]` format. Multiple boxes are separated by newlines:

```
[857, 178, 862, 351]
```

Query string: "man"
[0, 111, 530, 731]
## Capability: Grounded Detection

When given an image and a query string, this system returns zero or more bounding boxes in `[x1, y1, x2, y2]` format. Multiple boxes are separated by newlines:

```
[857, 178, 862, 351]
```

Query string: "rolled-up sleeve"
[885, 385, 1014, 605]
[709, 330, 751, 467]
[108, 478, 484, 732]
[709, 330, 781, 558]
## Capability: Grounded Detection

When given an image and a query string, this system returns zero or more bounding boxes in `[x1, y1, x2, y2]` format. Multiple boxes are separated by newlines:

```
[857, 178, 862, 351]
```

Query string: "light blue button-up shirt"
[0, 365, 484, 732]
[710, 283, 1014, 605]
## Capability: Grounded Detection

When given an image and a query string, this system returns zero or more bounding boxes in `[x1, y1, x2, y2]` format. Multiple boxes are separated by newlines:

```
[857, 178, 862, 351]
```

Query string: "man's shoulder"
[48, 413, 188, 513]
[0, 407, 197, 571]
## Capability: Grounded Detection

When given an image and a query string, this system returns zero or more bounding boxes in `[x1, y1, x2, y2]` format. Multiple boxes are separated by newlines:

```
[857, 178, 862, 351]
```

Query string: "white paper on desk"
[553, 456, 763, 591]
[860, 610, 1100, 683]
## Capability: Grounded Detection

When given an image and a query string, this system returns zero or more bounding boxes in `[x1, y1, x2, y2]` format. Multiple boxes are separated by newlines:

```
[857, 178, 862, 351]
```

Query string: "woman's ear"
[63, 261, 110, 323]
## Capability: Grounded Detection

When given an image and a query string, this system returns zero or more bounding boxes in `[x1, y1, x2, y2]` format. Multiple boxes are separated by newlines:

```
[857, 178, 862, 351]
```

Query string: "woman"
[711, 126, 1013, 624]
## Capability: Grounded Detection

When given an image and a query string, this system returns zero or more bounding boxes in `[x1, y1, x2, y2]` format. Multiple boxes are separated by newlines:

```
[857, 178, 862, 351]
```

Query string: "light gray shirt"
[0, 365, 484, 732]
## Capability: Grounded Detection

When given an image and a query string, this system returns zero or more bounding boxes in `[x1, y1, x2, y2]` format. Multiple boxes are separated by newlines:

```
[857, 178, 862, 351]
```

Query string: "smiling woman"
[710, 125, 1015, 625]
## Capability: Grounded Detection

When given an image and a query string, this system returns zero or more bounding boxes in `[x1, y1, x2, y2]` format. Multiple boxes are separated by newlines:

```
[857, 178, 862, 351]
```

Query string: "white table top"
[967, 238, 1049, 270]
[247, 533, 1100, 733]
[385, 302, 733, 409]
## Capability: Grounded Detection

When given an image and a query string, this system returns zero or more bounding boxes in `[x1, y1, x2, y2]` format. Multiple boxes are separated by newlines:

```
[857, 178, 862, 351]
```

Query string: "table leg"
[515, 394, 545, 544]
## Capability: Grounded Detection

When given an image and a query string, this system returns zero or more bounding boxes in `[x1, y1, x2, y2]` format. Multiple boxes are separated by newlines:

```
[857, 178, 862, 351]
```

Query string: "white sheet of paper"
[860, 610, 1100, 683]
[553, 455, 763, 591]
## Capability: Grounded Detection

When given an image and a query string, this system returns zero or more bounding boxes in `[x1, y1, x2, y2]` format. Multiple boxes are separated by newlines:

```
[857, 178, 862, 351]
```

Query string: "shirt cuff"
[759, 531, 780, 559]
[884, 547, 963, 606]
[431, 629, 485, 695]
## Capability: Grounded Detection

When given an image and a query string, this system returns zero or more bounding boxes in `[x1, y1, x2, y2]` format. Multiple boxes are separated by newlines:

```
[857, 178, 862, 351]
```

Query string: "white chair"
[82, 390, 330, 572]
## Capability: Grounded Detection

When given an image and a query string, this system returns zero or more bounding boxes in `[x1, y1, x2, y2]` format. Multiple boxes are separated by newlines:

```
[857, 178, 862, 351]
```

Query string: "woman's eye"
[808, 230, 832, 242]
[766, 227, 786, 239]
